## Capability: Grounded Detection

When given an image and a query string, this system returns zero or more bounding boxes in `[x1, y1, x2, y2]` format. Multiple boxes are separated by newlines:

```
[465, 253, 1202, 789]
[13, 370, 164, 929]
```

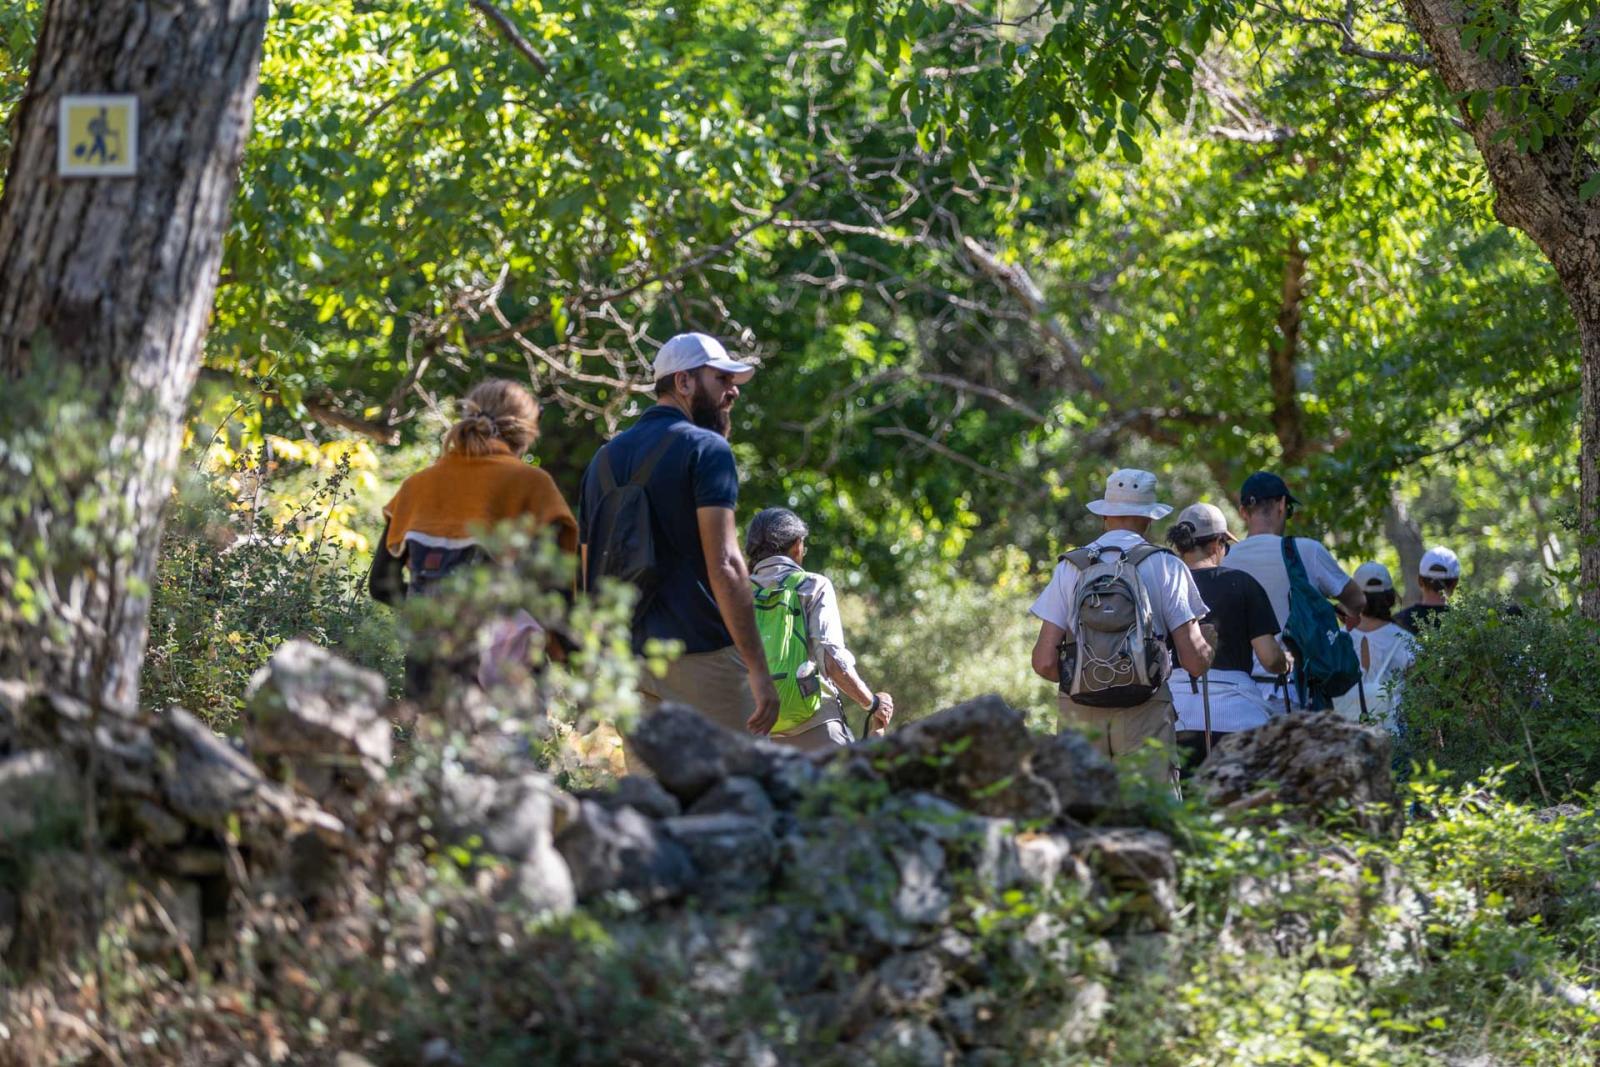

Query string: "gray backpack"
[1057, 542, 1172, 707]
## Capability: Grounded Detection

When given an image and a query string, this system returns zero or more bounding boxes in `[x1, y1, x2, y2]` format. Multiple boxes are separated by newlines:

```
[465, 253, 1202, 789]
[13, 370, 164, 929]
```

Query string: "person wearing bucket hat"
[1030, 469, 1214, 785]
[1331, 562, 1418, 729]
[1396, 546, 1460, 634]
[577, 332, 780, 767]
[1163, 503, 1288, 773]
[1223, 471, 1365, 710]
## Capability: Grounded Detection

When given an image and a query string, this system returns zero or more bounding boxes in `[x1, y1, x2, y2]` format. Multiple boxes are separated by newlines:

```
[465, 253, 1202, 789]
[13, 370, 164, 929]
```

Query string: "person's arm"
[1171, 618, 1215, 677]
[367, 520, 406, 606]
[1031, 620, 1068, 682]
[809, 576, 893, 731]
[1250, 633, 1290, 675]
[697, 506, 780, 734]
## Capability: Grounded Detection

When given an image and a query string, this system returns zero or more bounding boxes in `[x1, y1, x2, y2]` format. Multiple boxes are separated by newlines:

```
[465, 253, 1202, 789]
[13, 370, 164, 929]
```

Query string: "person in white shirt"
[1029, 469, 1214, 783]
[1223, 471, 1365, 711]
[1335, 562, 1419, 731]
[745, 508, 893, 751]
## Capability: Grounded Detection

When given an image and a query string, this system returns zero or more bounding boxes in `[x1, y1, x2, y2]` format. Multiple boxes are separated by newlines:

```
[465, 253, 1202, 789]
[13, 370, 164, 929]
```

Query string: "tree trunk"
[1383, 493, 1425, 606]
[1398, 0, 1600, 619]
[0, 0, 270, 711]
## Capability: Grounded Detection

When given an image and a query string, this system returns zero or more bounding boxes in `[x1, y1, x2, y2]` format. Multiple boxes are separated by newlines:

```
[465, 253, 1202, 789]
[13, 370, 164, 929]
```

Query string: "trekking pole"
[1202, 671, 1213, 756]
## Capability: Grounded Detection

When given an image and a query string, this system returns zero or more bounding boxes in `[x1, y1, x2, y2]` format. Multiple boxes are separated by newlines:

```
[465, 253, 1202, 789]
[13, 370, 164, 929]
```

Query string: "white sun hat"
[1419, 546, 1461, 580]
[1085, 468, 1173, 520]
[653, 332, 756, 384]
[1353, 561, 1394, 592]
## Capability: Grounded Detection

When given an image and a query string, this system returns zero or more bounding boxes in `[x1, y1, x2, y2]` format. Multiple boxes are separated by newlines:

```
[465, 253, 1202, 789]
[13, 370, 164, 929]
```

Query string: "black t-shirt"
[1395, 603, 1449, 635]
[1187, 566, 1279, 673]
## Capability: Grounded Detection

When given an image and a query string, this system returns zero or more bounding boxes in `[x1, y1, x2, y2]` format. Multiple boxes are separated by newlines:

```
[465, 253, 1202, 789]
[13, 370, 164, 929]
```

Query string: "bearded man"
[578, 333, 781, 762]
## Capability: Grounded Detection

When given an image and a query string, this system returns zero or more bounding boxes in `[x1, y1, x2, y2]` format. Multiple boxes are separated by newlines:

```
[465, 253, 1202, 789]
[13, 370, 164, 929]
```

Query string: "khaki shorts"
[1056, 687, 1177, 784]
[630, 645, 755, 774]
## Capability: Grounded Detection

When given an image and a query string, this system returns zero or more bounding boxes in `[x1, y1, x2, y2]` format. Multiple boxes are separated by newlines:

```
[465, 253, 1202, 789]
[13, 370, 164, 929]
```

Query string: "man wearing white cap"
[1396, 546, 1460, 635]
[1029, 469, 1214, 782]
[578, 332, 780, 762]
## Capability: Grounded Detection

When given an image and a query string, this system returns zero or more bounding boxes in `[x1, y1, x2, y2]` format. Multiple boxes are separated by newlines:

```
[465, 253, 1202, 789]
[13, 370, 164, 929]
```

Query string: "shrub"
[843, 547, 1053, 728]
[143, 453, 402, 728]
[1395, 594, 1600, 803]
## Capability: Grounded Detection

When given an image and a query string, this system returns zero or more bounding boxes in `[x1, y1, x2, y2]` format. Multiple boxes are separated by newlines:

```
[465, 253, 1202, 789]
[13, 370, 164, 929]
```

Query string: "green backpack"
[752, 570, 823, 733]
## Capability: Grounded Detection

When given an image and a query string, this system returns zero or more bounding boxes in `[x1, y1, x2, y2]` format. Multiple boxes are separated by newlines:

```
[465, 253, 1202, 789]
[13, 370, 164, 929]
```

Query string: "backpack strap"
[1123, 543, 1174, 567]
[1061, 546, 1100, 571]
[595, 432, 678, 495]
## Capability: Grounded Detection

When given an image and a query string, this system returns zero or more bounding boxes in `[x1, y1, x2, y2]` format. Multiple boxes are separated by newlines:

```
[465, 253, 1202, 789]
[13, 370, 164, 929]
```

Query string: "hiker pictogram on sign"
[58, 95, 139, 177]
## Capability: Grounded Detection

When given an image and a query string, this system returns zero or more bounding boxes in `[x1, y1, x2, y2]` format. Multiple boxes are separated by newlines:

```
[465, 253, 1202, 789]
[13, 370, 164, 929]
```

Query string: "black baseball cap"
[1239, 471, 1301, 507]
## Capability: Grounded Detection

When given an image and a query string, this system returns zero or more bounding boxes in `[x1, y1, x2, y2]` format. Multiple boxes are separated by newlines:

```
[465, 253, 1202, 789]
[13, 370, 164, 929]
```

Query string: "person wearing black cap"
[1223, 472, 1365, 710]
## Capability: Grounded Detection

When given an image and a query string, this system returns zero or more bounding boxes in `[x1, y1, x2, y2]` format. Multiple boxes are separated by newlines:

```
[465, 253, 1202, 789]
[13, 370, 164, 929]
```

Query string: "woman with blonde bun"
[369, 380, 577, 695]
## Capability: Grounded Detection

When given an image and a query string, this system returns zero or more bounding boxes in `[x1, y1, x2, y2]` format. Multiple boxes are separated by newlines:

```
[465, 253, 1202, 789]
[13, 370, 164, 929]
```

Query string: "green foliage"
[843, 547, 1053, 726]
[144, 452, 402, 729]
[1103, 774, 1600, 1065]
[1397, 594, 1600, 802]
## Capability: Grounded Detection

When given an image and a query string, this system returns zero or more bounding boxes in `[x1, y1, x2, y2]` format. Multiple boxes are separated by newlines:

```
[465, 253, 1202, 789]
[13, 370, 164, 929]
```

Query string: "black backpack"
[583, 433, 678, 604]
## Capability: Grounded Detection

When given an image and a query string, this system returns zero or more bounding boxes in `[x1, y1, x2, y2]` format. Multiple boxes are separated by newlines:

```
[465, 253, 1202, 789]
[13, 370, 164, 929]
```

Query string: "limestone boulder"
[245, 639, 392, 787]
[1196, 712, 1398, 834]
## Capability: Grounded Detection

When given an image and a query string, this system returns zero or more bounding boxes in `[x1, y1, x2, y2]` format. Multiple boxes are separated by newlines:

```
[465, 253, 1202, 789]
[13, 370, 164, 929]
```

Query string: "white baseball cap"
[1086, 468, 1172, 520]
[1353, 561, 1394, 593]
[1172, 502, 1237, 543]
[652, 332, 755, 384]
[1419, 546, 1461, 580]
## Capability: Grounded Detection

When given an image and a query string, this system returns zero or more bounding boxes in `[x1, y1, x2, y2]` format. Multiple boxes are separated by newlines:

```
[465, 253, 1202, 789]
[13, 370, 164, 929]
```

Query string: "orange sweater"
[382, 449, 577, 557]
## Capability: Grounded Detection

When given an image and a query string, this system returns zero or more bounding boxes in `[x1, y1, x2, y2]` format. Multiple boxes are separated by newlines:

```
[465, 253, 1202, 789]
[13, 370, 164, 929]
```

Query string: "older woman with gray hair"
[745, 507, 894, 750]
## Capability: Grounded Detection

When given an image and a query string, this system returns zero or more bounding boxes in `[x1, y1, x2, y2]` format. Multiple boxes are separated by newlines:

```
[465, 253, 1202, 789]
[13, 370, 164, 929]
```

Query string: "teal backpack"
[1280, 537, 1362, 710]
[752, 571, 823, 733]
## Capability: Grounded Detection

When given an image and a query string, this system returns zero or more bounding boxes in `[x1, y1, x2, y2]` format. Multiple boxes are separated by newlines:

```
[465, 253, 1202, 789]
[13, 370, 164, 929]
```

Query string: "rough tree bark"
[1398, 0, 1600, 618]
[1383, 494, 1426, 605]
[1268, 234, 1310, 466]
[0, 0, 270, 711]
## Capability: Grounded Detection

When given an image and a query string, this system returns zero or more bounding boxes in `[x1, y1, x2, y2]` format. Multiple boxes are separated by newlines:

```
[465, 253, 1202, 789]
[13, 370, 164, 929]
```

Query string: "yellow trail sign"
[58, 95, 139, 177]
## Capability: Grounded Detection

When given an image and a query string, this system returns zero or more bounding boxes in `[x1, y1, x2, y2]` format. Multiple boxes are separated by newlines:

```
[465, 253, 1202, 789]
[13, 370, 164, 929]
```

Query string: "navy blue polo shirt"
[578, 405, 741, 654]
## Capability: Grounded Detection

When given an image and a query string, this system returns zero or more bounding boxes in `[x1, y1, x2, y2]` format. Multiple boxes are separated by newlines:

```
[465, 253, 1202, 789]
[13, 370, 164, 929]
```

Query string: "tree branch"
[470, 0, 552, 77]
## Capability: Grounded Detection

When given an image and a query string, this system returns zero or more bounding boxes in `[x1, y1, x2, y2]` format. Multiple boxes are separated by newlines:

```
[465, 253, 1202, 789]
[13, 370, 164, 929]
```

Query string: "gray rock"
[859, 695, 1050, 819]
[556, 800, 695, 902]
[1196, 712, 1398, 834]
[1071, 827, 1178, 929]
[856, 1019, 949, 1067]
[245, 639, 392, 785]
[607, 775, 682, 820]
[874, 949, 948, 1011]
[1015, 831, 1071, 888]
[441, 771, 576, 860]
[159, 708, 267, 827]
[779, 813, 952, 946]
[121, 799, 187, 851]
[944, 991, 999, 1046]
[663, 812, 778, 897]
[437, 770, 575, 915]
[892, 836, 951, 928]
[1027, 729, 1119, 819]
[687, 775, 775, 821]
[626, 703, 789, 802]
[0, 750, 79, 840]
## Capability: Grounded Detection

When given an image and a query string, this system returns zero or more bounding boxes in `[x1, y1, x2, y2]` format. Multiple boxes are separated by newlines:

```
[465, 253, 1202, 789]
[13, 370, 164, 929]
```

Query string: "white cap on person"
[1171, 502, 1237, 543]
[1418, 546, 1461, 580]
[653, 332, 756, 384]
[1353, 561, 1394, 593]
